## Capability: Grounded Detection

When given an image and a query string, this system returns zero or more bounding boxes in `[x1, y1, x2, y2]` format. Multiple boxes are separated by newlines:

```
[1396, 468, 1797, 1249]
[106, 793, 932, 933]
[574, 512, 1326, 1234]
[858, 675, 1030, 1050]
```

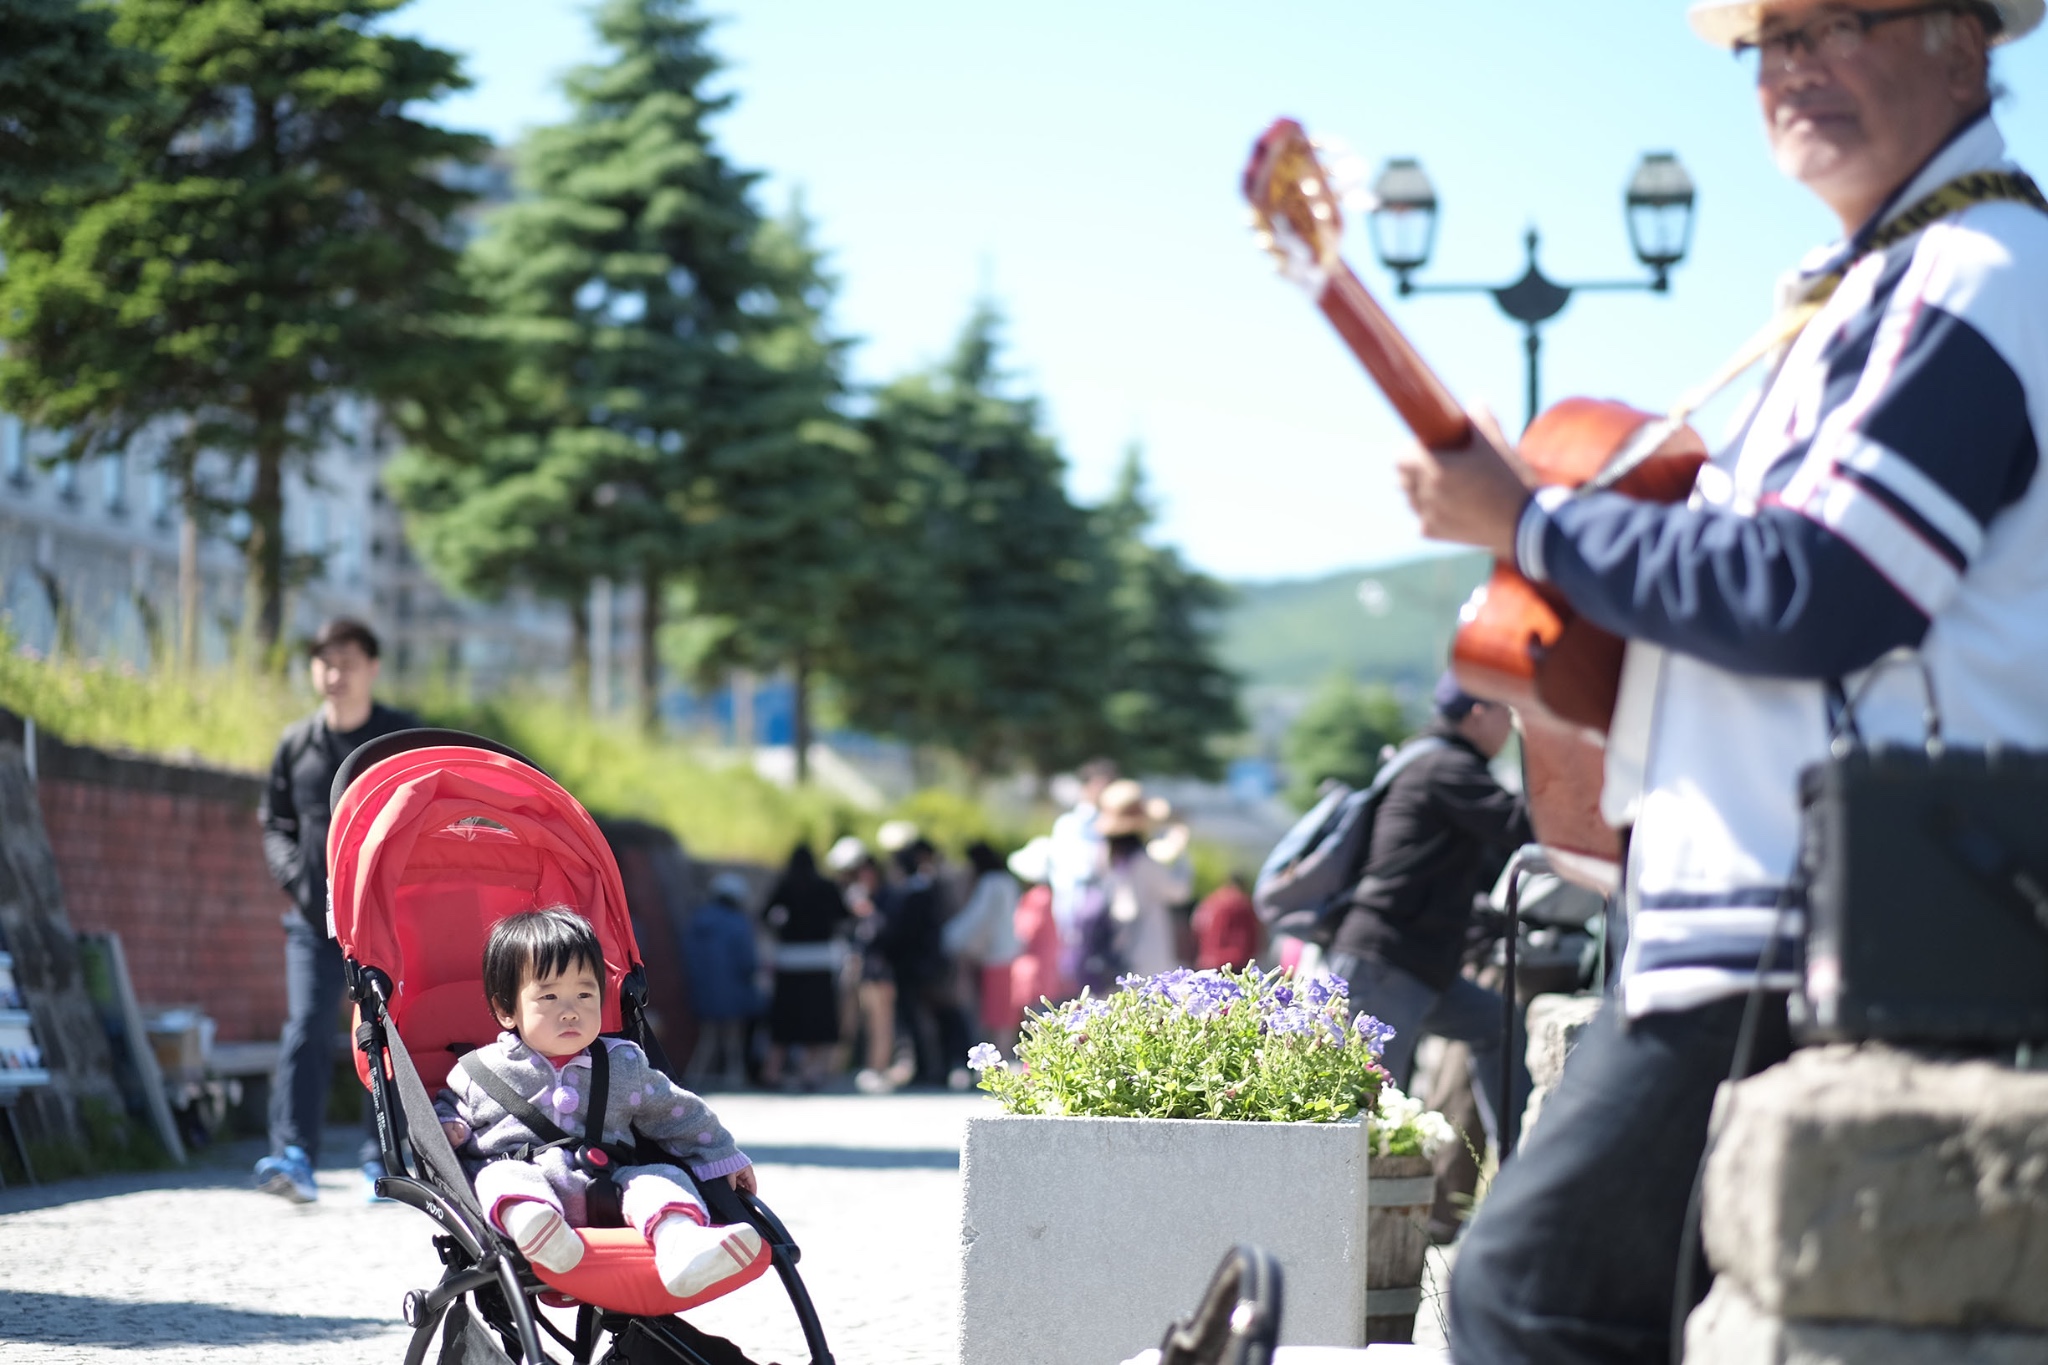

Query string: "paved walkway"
[0, 1091, 981, 1365]
[0, 1091, 1454, 1364]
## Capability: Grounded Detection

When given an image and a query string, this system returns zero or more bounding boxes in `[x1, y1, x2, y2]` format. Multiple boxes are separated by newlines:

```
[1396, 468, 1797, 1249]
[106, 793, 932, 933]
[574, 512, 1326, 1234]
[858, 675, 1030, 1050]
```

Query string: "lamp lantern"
[1367, 157, 1439, 284]
[1624, 151, 1696, 283]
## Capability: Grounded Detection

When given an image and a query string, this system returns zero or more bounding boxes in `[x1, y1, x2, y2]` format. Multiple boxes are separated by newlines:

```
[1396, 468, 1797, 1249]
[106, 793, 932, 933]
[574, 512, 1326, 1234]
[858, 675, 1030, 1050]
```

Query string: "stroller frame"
[333, 730, 835, 1365]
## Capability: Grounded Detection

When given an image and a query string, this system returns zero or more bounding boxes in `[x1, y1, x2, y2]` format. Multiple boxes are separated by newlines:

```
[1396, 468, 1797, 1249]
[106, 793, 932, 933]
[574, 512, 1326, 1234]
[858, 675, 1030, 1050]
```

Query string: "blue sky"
[394, 0, 2048, 581]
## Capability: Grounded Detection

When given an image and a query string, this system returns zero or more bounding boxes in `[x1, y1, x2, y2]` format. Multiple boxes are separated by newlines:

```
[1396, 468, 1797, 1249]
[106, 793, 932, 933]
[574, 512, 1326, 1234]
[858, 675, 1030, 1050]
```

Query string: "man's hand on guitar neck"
[1395, 404, 1533, 562]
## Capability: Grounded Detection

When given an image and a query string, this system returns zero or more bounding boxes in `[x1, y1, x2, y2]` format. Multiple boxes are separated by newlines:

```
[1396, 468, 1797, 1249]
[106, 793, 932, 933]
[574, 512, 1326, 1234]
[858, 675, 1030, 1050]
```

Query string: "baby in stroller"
[436, 907, 766, 1301]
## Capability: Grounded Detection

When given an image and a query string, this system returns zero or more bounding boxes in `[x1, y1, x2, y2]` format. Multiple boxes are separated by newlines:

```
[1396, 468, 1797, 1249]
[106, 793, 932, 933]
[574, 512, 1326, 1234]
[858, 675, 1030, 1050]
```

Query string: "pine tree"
[1092, 447, 1243, 778]
[391, 0, 820, 730]
[0, 0, 140, 206]
[837, 302, 1115, 776]
[0, 0, 483, 654]
[680, 199, 865, 774]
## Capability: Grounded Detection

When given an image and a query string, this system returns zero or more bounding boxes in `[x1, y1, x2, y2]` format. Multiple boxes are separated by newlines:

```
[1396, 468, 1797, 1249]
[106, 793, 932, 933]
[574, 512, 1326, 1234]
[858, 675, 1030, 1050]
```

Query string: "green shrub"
[974, 966, 1390, 1123]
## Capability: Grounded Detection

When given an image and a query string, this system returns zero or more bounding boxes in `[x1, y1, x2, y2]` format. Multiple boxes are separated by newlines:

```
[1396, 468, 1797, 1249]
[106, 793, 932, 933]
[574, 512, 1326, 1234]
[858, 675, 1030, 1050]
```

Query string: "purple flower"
[1353, 1014, 1396, 1059]
[1299, 974, 1349, 1010]
[966, 1043, 1003, 1072]
[1263, 1006, 1319, 1037]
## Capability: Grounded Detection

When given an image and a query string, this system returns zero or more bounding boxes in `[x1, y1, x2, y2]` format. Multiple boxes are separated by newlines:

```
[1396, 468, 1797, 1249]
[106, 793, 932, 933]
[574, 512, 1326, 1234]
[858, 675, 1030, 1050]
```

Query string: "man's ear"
[1945, 12, 1992, 104]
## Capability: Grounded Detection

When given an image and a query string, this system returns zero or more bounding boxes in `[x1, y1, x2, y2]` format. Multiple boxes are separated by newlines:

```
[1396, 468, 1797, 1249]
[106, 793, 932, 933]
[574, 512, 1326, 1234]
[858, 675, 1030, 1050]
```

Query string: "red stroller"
[328, 729, 834, 1365]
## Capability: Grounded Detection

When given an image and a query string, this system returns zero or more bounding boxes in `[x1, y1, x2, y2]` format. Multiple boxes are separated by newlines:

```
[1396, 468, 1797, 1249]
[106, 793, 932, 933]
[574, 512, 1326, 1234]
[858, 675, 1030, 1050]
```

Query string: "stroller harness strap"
[459, 1042, 635, 1226]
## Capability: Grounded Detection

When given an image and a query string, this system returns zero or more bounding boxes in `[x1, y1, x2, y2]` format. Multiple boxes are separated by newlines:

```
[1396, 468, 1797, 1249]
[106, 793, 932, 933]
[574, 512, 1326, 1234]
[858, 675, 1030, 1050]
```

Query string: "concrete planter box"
[960, 1113, 1389, 1365]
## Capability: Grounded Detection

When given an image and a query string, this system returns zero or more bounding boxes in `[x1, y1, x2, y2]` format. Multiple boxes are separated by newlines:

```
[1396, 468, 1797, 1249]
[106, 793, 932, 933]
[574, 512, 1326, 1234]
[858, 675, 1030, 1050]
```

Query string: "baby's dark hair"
[482, 907, 606, 1022]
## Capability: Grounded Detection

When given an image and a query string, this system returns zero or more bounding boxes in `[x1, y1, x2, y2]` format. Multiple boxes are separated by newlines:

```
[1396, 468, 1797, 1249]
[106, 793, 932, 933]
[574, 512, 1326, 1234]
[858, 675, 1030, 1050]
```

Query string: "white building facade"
[0, 406, 575, 695]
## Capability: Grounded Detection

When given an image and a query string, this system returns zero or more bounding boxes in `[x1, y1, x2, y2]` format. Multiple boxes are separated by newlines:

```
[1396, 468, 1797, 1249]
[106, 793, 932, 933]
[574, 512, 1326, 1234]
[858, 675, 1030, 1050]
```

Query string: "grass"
[423, 694, 867, 861]
[0, 640, 1010, 864]
[0, 642, 1242, 888]
[0, 642, 305, 771]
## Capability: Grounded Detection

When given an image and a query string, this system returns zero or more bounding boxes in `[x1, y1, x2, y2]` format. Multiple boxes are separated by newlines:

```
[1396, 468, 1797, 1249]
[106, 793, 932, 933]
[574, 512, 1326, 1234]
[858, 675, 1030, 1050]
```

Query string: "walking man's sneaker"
[254, 1145, 318, 1204]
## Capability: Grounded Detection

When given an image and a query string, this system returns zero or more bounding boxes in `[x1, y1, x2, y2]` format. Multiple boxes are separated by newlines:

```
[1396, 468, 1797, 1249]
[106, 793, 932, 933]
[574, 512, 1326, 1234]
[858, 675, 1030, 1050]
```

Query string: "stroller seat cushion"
[533, 1226, 773, 1317]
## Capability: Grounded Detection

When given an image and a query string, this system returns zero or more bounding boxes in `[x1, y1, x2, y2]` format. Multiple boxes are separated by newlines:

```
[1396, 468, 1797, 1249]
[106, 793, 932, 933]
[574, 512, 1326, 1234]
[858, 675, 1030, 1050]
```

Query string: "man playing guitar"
[1397, 1, 2048, 1359]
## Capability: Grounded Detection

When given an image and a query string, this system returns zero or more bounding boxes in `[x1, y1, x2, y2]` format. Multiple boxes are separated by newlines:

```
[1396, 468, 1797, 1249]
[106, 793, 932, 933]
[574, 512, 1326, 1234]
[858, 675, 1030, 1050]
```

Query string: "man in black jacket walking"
[253, 618, 418, 1204]
[1327, 672, 1531, 1153]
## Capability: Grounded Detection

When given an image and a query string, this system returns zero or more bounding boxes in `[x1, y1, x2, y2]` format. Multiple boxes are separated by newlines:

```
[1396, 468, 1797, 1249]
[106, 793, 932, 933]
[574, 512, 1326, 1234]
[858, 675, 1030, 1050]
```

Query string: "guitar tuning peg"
[1312, 134, 1375, 213]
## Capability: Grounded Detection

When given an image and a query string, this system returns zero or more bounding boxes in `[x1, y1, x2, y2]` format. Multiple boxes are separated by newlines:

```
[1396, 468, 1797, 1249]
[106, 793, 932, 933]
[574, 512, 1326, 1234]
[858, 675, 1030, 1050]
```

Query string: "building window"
[149, 468, 175, 526]
[55, 457, 77, 503]
[1, 418, 25, 487]
[101, 452, 126, 515]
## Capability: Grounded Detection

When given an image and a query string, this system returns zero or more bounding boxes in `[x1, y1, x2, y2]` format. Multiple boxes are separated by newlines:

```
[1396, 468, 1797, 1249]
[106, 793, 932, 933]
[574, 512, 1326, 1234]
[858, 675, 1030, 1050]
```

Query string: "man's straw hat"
[1688, 0, 2042, 47]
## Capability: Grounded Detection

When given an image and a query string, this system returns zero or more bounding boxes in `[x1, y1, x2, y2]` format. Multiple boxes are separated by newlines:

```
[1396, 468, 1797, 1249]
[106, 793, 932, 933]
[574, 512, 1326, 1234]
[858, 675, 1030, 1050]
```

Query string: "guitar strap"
[1587, 169, 2048, 493]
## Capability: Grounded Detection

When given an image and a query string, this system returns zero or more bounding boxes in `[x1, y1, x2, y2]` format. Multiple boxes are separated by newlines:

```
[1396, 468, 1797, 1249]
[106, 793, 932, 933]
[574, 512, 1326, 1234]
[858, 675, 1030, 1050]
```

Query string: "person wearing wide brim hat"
[1687, 0, 2041, 48]
[1089, 780, 1193, 981]
[1396, 3, 2048, 1360]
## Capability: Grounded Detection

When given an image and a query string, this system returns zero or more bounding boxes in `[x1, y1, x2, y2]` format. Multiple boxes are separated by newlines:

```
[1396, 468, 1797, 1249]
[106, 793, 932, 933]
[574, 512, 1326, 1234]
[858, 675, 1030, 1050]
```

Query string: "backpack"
[1253, 737, 1446, 945]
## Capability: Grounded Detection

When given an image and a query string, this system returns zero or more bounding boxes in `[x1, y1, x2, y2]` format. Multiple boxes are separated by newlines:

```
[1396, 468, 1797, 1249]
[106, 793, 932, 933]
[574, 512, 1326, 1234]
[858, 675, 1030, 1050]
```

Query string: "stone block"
[1519, 993, 1602, 1141]
[1702, 1045, 2048, 1331]
[1685, 1280, 2048, 1365]
[960, 1113, 1370, 1365]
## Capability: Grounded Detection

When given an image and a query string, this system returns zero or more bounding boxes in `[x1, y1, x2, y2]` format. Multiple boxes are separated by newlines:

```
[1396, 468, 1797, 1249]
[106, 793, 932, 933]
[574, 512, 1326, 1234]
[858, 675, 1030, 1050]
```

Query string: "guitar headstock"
[1242, 118, 1345, 287]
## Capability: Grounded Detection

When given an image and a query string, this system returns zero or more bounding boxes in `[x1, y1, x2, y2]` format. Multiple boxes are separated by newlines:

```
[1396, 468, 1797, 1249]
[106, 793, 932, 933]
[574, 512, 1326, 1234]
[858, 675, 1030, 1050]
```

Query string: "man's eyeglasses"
[1734, 3, 1968, 76]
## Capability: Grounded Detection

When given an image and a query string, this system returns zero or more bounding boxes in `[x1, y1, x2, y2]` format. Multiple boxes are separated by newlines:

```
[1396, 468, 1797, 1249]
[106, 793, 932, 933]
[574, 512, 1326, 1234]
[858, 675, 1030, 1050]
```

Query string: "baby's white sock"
[650, 1213, 763, 1299]
[498, 1199, 584, 1273]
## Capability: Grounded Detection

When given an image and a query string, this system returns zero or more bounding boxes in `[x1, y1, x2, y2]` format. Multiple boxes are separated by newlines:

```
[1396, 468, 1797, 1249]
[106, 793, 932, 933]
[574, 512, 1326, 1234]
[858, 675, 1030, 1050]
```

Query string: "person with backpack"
[1324, 672, 1532, 1155]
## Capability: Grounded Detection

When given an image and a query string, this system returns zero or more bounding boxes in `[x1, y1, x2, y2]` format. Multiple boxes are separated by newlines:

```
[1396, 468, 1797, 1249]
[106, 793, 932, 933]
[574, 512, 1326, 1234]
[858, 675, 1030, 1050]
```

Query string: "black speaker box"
[1797, 743, 2048, 1045]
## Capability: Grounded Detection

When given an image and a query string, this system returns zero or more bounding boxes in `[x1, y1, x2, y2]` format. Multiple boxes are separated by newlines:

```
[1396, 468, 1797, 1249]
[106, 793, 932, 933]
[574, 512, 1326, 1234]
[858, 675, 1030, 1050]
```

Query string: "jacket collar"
[1421, 719, 1484, 760]
[1798, 109, 2007, 280]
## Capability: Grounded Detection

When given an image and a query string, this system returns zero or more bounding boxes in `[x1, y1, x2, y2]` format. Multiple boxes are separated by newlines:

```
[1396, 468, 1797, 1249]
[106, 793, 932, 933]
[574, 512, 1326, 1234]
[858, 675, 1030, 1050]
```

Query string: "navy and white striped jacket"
[1515, 112, 2048, 1017]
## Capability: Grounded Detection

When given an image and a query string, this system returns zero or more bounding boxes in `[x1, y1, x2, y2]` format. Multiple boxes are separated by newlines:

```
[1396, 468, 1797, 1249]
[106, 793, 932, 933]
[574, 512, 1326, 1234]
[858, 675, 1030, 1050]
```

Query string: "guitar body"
[1242, 121, 1708, 891]
[1451, 400, 1709, 886]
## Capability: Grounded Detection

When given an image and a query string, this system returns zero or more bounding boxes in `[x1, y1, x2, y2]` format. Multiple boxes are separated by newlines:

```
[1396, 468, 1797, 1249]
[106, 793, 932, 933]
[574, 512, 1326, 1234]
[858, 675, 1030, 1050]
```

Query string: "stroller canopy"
[329, 737, 638, 1092]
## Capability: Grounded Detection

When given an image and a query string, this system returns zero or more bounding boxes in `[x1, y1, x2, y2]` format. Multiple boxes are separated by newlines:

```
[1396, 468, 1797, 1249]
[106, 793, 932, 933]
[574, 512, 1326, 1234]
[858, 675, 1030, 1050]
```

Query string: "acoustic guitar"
[1241, 118, 1708, 891]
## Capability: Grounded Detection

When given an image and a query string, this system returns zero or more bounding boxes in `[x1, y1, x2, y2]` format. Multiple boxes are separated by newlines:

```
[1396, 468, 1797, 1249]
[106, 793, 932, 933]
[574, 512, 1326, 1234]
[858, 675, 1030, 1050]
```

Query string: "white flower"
[966, 1043, 1004, 1073]
[1365, 1083, 1456, 1158]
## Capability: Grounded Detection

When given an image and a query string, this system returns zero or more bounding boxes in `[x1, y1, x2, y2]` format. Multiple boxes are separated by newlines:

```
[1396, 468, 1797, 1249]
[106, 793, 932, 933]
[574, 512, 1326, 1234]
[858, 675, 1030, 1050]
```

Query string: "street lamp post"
[1366, 152, 1697, 430]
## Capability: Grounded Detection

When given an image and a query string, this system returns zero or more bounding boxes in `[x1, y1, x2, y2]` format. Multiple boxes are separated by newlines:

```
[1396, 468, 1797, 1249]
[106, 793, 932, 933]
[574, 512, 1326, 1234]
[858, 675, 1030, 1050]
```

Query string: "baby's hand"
[728, 1165, 758, 1195]
[440, 1119, 469, 1147]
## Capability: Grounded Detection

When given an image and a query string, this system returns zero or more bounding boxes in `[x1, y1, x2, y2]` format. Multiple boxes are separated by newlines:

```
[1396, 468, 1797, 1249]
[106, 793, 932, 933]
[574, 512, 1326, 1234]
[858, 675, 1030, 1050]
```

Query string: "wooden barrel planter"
[1365, 1153, 1436, 1342]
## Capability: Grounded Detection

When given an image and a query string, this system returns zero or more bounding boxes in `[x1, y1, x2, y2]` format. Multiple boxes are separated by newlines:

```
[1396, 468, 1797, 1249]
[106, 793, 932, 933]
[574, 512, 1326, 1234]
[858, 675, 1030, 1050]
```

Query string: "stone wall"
[1520, 992, 1602, 1144]
[1686, 1044, 2048, 1363]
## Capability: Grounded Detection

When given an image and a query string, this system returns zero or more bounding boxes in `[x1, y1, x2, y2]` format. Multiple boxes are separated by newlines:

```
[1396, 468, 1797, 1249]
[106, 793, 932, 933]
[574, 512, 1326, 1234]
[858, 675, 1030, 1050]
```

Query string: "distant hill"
[1218, 550, 1489, 693]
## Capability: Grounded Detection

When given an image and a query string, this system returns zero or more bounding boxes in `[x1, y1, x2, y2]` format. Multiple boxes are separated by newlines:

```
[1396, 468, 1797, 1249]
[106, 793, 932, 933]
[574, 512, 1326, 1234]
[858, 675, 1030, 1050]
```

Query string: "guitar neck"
[1317, 261, 1471, 450]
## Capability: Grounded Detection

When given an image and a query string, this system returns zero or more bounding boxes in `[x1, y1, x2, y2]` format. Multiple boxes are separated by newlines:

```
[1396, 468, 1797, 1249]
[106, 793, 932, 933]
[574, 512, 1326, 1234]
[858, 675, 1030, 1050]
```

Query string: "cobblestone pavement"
[0, 1090, 984, 1365]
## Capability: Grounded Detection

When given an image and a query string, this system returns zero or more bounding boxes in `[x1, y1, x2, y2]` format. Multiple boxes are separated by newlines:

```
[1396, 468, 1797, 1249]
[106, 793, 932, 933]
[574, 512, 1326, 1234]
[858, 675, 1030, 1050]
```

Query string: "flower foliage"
[972, 966, 1390, 1123]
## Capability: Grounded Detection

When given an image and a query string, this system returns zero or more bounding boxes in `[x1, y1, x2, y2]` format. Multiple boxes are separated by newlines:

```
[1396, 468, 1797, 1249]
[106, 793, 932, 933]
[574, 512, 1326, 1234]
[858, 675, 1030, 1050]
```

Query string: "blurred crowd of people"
[680, 760, 1265, 1093]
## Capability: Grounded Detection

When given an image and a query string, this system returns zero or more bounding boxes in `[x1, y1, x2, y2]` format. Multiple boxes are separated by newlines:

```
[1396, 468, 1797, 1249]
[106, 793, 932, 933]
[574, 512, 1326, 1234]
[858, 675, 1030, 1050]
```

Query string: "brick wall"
[13, 717, 289, 1044]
